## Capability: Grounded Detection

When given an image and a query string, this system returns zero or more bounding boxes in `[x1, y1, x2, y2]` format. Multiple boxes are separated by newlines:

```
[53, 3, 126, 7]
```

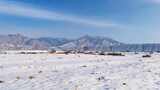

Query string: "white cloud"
[0, 1, 120, 28]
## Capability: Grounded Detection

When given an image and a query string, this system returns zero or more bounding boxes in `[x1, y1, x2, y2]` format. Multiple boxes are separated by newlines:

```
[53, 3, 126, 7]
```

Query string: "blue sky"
[0, 0, 160, 43]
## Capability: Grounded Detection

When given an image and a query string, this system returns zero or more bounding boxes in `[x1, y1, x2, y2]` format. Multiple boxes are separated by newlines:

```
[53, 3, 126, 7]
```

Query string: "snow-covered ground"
[0, 53, 160, 90]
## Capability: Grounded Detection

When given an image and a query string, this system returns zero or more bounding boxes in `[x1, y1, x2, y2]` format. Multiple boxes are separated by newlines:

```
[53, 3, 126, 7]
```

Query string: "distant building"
[49, 47, 67, 54]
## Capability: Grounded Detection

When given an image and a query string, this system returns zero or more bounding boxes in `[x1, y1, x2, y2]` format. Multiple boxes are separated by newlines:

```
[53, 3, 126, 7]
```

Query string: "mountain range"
[0, 34, 71, 50]
[0, 34, 160, 52]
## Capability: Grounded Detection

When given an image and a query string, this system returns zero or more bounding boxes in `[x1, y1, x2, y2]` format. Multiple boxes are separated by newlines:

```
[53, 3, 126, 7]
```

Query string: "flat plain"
[0, 53, 160, 90]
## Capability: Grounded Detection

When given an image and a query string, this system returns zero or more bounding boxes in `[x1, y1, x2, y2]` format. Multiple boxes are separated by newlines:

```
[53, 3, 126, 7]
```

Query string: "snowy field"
[0, 53, 160, 90]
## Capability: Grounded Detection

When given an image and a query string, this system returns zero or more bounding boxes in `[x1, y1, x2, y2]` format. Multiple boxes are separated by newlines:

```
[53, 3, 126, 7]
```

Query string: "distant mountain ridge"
[0, 34, 160, 52]
[0, 34, 72, 50]
[112, 44, 160, 52]
[60, 35, 123, 52]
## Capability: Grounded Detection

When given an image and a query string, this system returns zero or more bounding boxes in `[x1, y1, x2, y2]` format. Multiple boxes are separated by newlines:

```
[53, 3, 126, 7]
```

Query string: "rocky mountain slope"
[0, 34, 71, 50]
[60, 35, 123, 52]
[0, 34, 160, 52]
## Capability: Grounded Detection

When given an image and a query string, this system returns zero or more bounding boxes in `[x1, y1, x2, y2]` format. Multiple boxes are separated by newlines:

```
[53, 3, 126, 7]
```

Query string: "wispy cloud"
[0, 1, 121, 28]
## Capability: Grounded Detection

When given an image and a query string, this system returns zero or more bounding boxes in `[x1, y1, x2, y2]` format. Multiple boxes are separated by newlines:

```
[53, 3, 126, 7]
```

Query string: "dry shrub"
[107, 52, 125, 56]
[38, 71, 43, 74]
[0, 80, 4, 83]
[97, 76, 105, 81]
[122, 83, 126, 85]
[16, 76, 20, 80]
[142, 55, 151, 58]
[81, 65, 87, 67]
[29, 76, 35, 79]
[99, 52, 106, 55]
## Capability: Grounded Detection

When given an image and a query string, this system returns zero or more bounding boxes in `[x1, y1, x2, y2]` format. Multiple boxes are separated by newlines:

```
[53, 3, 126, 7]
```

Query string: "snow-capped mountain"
[0, 34, 160, 52]
[60, 35, 123, 51]
[0, 34, 71, 50]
